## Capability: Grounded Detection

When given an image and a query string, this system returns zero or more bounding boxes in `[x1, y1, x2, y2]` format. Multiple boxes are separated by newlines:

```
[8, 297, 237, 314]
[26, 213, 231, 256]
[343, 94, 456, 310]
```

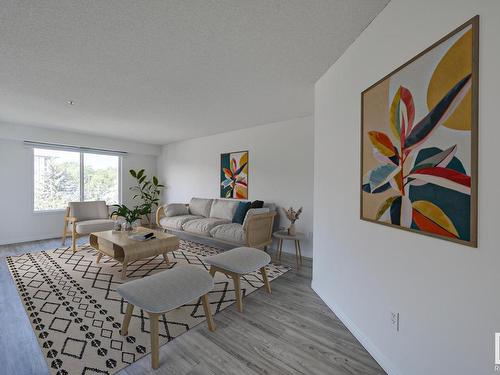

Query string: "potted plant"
[110, 205, 145, 231]
[129, 169, 165, 226]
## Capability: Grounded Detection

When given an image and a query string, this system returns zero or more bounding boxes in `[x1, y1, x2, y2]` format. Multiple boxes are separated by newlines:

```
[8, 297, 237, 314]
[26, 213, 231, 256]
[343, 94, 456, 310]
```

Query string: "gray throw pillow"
[164, 203, 189, 217]
[189, 198, 213, 217]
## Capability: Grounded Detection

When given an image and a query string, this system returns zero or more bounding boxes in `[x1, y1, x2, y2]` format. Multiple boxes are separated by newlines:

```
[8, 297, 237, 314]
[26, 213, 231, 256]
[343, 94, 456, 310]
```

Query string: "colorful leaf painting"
[361, 19, 477, 245]
[220, 151, 248, 199]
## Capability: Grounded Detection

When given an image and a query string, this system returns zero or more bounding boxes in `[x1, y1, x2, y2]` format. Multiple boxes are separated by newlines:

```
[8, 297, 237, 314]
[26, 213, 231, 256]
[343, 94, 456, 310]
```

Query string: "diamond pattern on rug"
[6, 240, 289, 375]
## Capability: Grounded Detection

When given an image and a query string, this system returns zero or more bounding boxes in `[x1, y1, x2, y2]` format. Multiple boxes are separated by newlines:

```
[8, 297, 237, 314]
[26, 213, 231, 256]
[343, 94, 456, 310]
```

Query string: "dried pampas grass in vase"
[283, 206, 302, 236]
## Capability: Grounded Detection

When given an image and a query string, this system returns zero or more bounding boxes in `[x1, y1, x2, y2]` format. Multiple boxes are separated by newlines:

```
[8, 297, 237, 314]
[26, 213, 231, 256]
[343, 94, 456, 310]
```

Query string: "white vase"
[287, 222, 296, 236]
[121, 222, 132, 231]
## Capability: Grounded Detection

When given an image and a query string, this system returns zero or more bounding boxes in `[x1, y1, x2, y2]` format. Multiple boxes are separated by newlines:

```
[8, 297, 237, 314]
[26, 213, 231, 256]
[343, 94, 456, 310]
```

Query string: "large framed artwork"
[360, 16, 479, 247]
[220, 150, 248, 199]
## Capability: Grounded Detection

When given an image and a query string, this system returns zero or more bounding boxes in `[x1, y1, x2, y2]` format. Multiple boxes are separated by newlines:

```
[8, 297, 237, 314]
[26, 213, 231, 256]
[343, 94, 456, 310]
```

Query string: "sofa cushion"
[232, 201, 251, 224]
[164, 203, 189, 217]
[242, 207, 270, 228]
[159, 215, 202, 230]
[189, 198, 213, 217]
[69, 201, 108, 221]
[210, 223, 246, 244]
[182, 218, 230, 236]
[75, 219, 115, 234]
[210, 199, 239, 221]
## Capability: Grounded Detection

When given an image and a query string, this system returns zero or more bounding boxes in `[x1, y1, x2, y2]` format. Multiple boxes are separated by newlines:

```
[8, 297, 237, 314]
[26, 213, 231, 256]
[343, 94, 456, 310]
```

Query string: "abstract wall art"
[360, 16, 478, 246]
[220, 150, 248, 199]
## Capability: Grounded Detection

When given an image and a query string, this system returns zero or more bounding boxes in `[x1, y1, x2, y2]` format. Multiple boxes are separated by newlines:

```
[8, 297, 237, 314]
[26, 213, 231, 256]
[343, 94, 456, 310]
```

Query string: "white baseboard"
[0, 232, 62, 246]
[311, 280, 400, 375]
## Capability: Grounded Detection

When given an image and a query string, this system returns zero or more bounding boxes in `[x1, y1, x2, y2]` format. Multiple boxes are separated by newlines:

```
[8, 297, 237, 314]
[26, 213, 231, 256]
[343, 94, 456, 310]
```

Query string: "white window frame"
[30, 142, 124, 213]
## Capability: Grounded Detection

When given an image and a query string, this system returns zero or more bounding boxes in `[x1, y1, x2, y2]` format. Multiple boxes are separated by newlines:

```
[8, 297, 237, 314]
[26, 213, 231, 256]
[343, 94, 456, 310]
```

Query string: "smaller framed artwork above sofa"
[220, 150, 248, 199]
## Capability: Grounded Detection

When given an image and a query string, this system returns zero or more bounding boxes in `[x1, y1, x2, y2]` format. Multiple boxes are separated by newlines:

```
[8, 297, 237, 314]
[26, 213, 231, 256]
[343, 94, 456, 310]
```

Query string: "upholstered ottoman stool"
[205, 247, 272, 313]
[116, 265, 215, 369]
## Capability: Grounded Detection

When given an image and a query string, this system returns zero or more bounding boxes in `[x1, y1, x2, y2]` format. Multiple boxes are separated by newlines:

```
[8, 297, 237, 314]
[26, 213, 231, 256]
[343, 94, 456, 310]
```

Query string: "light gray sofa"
[156, 198, 276, 249]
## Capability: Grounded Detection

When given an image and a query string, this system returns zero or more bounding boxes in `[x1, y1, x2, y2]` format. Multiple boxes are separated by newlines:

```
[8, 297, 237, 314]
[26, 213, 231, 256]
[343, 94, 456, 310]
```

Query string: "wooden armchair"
[243, 211, 276, 249]
[62, 201, 115, 252]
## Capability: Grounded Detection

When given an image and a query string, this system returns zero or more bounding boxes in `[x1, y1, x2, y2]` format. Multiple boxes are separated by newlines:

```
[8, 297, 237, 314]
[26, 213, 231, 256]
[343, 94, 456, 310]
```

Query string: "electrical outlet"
[390, 312, 400, 331]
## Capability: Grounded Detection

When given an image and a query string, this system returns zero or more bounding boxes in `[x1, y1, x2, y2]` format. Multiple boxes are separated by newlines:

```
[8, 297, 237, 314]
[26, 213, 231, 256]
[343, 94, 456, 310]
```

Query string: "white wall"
[313, 1, 500, 374]
[157, 116, 314, 257]
[0, 122, 160, 245]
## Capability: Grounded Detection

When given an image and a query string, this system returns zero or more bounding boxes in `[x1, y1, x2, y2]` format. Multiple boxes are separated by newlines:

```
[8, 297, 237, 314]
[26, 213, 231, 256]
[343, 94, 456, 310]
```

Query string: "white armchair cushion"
[209, 223, 246, 244]
[209, 199, 239, 221]
[242, 207, 270, 228]
[69, 201, 108, 221]
[188, 198, 213, 217]
[164, 203, 189, 217]
[75, 219, 115, 234]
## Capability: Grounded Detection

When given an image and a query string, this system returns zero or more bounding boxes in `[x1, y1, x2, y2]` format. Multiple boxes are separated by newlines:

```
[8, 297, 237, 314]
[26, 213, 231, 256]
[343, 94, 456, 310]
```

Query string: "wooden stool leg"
[260, 267, 271, 294]
[233, 275, 243, 313]
[278, 239, 283, 261]
[96, 253, 103, 264]
[209, 266, 217, 277]
[201, 294, 216, 331]
[120, 303, 134, 336]
[149, 312, 160, 369]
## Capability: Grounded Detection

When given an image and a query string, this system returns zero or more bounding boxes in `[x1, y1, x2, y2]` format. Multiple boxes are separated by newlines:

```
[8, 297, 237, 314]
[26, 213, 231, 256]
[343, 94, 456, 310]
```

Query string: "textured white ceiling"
[0, 0, 388, 144]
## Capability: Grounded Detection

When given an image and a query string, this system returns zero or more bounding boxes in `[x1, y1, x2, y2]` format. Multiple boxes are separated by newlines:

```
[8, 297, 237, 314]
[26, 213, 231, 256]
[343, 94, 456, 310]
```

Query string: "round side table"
[273, 230, 305, 268]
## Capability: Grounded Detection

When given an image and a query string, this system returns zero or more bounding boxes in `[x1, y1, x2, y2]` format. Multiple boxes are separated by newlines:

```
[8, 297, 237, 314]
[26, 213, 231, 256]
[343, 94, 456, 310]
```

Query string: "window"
[34, 148, 120, 211]
[83, 153, 120, 204]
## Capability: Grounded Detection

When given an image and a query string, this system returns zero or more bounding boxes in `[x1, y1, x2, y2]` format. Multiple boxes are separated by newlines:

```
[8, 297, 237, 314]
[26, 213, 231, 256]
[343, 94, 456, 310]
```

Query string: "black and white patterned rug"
[6, 240, 289, 375]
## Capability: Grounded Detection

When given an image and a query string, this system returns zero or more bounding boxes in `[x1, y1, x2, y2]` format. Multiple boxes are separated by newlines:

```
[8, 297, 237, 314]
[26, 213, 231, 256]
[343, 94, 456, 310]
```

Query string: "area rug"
[6, 240, 289, 375]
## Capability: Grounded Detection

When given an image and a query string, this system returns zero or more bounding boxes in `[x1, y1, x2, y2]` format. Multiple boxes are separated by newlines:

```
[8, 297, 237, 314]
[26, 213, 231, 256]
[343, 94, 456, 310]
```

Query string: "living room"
[0, 1, 498, 375]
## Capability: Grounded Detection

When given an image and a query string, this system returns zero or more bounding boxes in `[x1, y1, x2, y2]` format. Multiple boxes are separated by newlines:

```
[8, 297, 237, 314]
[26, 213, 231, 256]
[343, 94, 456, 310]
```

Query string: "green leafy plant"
[110, 204, 145, 225]
[129, 169, 164, 224]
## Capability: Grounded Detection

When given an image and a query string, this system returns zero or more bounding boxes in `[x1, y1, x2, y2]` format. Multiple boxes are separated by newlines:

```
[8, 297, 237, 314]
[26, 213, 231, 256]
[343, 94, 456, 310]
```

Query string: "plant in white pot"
[283, 206, 303, 236]
[110, 205, 145, 231]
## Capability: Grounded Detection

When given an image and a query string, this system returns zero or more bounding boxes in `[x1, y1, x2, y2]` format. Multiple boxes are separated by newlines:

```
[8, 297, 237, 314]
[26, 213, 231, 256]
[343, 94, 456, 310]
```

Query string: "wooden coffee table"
[89, 227, 179, 279]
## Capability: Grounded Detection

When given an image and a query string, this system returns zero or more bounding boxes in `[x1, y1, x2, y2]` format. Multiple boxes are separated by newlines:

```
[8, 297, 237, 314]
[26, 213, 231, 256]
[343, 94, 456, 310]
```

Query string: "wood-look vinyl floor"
[0, 237, 386, 375]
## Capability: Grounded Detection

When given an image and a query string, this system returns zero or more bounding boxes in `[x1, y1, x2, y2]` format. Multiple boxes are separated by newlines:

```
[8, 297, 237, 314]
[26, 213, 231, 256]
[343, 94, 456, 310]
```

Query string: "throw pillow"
[232, 201, 251, 224]
[164, 203, 189, 217]
[250, 200, 264, 209]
